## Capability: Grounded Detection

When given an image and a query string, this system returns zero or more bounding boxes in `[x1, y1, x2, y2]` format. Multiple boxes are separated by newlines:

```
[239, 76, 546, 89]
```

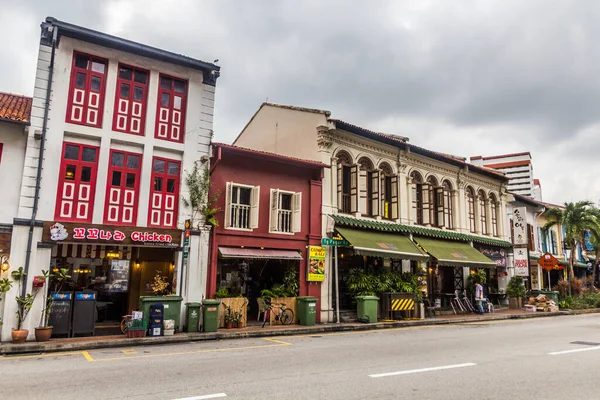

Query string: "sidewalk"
[1, 308, 598, 355]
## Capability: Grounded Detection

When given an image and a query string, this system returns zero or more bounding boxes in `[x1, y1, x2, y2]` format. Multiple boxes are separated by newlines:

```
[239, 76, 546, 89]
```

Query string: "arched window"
[466, 187, 476, 233]
[478, 190, 488, 235]
[442, 180, 454, 229]
[426, 176, 441, 227]
[358, 157, 376, 217]
[380, 163, 396, 220]
[336, 151, 353, 213]
[410, 171, 424, 225]
[489, 193, 499, 237]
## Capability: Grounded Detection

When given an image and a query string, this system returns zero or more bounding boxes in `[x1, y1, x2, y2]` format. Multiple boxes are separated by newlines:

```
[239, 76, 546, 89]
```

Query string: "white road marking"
[369, 362, 477, 378]
[548, 346, 600, 356]
[172, 394, 227, 400]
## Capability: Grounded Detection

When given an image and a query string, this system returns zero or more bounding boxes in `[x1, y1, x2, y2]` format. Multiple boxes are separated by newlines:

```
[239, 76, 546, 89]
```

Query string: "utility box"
[296, 296, 318, 326]
[356, 295, 379, 323]
[202, 299, 221, 332]
[185, 302, 202, 332]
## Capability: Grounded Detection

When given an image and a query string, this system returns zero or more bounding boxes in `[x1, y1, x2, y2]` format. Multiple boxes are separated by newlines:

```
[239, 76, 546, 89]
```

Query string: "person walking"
[474, 281, 485, 314]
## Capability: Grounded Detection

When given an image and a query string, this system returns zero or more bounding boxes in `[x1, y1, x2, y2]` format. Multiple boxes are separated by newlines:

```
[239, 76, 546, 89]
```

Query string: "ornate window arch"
[357, 157, 377, 217]
[426, 176, 441, 227]
[410, 170, 424, 225]
[379, 162, 396, 220]
[478, 190, 488, 235]
[336, 150, 354, 213]
[442, 180, 454, 229]
[466, 186, 476, 233]
[489, 192, 499, 237]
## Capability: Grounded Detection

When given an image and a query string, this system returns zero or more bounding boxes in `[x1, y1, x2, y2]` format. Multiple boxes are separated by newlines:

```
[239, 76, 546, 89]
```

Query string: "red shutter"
[154, 74, 188, 143]
[104, 150, 143, 226]
[66, 52, 107, 128]
[148, 157, 181, 228]
[112, 64, 149, 135]
[54, 142, 100, 223]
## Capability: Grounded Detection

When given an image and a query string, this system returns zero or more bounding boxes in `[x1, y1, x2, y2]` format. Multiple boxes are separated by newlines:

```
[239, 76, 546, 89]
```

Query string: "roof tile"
[0, 92, 32, 124]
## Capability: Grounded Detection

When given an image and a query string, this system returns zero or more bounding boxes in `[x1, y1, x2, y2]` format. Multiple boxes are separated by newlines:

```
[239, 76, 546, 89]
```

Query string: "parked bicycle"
[262, 301, 294, 328]
[120, 314, 132, 334]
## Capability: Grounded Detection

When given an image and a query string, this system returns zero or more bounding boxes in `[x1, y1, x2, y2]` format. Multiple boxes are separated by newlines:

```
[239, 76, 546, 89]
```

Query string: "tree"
[544, 201, 596, 295]
[182, 161, 220, 229]
[585, 207, 600, 289]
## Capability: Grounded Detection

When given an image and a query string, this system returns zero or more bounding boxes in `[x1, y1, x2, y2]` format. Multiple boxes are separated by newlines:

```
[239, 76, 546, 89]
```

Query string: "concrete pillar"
[398, 171, 410, 224]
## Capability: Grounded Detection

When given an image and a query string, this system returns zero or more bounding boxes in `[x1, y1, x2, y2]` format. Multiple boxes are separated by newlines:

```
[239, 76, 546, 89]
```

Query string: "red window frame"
[112, 64, 150, 136]
[65, 51, 108, 128]
[104, 150, 143, 226]
[154, 74, 188, 143]
[148, 156, 181, 228]
[54, 142, 100, 223]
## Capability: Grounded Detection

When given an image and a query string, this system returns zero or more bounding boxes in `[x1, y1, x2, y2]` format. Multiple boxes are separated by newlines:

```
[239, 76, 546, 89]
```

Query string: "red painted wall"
[208, 145, 324, 321]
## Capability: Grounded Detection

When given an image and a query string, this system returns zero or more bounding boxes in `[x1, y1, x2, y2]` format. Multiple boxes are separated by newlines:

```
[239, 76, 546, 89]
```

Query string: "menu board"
[105, 260, 130, 292]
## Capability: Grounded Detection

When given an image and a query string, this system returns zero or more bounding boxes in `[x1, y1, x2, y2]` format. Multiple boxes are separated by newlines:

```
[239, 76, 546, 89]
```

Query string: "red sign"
[538, 252, 559, 272]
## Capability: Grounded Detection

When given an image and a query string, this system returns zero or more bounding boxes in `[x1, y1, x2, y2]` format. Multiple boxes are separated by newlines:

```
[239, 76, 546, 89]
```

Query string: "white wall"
[0, 122, 27, 224]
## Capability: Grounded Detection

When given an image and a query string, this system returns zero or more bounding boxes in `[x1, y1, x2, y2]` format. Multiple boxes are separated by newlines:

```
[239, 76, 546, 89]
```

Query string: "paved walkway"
[1, 308, 597, 355]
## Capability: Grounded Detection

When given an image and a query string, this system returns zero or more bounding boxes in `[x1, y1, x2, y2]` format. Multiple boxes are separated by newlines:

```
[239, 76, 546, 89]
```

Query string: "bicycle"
[262, 302, 294, 327]
[120, 314, 132, 334]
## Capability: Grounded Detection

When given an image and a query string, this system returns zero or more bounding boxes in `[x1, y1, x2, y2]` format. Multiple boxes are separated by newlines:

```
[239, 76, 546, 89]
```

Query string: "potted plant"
[231, 311, 242, 328]
[0, 278, 14, 328]
[126, 318, 148, 338]
[11, 267, 39, 343]
[506, 276, 526, 309]
[223, 309, 234, 329]
[35, 268, 70, 342]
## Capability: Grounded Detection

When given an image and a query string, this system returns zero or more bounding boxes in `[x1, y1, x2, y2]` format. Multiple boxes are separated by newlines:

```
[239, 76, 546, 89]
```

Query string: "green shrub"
[506, 276, 526, 298]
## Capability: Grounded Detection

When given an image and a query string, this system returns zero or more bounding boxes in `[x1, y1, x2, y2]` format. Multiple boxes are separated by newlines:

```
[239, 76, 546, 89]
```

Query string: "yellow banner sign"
[308, 246, 325, 282]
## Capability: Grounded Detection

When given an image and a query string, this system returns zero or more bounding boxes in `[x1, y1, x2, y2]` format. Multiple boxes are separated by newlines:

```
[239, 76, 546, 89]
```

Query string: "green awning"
[413, 237, 496, 268]
[336, 227, 429, 261]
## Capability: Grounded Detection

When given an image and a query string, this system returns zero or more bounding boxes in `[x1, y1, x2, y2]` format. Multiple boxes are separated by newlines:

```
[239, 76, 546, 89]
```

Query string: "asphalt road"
[1, 314, 600, 400]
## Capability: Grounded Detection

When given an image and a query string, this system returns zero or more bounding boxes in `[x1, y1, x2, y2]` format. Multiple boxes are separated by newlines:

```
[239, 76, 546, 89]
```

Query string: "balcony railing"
[278, 209, 292, 233]
[230, 204, 251, 229]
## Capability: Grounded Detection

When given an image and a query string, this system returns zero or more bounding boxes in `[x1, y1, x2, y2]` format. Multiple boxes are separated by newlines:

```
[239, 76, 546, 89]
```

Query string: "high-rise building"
[470, 152, 542, 200]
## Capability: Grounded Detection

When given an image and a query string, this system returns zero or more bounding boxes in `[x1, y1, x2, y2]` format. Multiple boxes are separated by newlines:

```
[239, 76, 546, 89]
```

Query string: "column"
[451, 190, 460, 230]
[485, 200, 493, 236]
[398, 171, 410, 224]
[330, 157, 338, 212]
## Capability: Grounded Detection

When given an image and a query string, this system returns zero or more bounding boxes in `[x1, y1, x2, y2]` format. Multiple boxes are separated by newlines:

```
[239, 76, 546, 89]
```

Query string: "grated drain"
[570, 341, 600, 346]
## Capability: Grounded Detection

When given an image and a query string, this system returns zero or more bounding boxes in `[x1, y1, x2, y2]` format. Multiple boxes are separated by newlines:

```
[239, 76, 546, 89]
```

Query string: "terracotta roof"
[483, 160, 531, 169]
[510, 192, 546, 209]
[476, 152, 532, 161]
[0, 92, 32, 125]
[330, 119, 409, 143]
[262, 102, 331, 116]
[212, 143, 329, 168]
[534, 179, 541, 185]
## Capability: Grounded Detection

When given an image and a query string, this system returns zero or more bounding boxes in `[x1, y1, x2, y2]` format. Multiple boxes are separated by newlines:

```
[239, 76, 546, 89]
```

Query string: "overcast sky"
[1, 0, 598, 205]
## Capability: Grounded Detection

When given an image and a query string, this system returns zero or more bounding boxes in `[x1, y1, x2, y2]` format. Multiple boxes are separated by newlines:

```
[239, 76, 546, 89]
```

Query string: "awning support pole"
[335, 246, 340, 324]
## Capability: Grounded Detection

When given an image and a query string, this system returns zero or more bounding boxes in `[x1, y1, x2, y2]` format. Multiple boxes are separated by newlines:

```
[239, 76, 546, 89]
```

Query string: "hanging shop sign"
[475, 245, 507, 267]
[308, 245, 326, 282]
[512, 207, 528, 245]
[537, 252, 559, 272]
[514, 247, 529, 277]
[43, 222, 181, 247]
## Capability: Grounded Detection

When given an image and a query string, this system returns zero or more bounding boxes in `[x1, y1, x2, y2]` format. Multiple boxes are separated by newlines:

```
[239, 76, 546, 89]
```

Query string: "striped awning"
[218, 247, 303, 260]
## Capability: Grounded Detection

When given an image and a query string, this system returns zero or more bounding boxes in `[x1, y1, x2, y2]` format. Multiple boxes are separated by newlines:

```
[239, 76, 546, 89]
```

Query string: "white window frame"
[224, 182, 260, 231]
[269, 189, 302, 235]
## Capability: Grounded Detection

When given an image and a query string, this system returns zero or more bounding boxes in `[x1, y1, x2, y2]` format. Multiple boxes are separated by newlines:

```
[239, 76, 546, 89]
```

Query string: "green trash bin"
[139, 296, 183, 331]
[186, 302, 202, 332]
[296, 296, 318, 326]
[356, 295, 379, 323]
[202, 299, 221, 333]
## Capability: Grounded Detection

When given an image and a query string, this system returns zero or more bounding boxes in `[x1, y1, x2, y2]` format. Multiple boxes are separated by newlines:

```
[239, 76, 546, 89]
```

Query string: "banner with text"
[308, 246, 326, 282]
[512, 207, 528, 245]
[514, 247, 529, 277]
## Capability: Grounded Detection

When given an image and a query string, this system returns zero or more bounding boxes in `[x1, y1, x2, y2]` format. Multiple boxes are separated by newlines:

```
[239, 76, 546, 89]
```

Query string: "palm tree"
[586, 208, 600, 288]
[544, 201, 596, 295]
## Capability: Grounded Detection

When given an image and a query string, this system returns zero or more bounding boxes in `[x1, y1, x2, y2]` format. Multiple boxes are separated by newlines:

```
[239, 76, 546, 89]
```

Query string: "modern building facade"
[208, 143, 326, 322]
[471, 152, 542, 200]
[234, 103, 513, 322]
[1, 17, 220, 340]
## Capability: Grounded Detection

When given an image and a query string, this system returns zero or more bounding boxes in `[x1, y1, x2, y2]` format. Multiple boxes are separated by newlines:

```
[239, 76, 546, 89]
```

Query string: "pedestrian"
[474, 280, 485, 314]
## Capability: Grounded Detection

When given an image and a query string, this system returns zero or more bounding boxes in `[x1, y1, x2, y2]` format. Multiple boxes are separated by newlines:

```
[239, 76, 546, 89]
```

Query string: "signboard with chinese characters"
[308, 246, 326, 282]
[512, 207, 528, 245]
[42, 222, 181, 247]
[514, 247, 529, 276]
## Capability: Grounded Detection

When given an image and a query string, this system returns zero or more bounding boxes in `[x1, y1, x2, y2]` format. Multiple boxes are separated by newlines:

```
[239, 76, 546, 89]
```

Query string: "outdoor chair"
[257, 297, 267, 321]
[424, 298, 440, 318]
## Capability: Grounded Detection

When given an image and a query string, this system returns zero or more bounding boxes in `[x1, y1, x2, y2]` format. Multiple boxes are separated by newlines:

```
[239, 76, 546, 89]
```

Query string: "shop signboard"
[475, 245, 507, 267]
[512, 207, 528, 245]
[321, 236, 350, 247]
[537, 252, 559, 272]
[43, 222, 181, 247]
[514, 247, 529, 277]
[308, 246, 326, 282]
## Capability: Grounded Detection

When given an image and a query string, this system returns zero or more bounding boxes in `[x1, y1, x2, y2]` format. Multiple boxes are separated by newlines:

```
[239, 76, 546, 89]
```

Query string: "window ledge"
[225, 227, 253, 232]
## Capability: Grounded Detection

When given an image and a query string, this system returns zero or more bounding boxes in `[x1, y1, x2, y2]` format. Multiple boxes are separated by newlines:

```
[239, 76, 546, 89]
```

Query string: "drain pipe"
[21, 25, 57, 297]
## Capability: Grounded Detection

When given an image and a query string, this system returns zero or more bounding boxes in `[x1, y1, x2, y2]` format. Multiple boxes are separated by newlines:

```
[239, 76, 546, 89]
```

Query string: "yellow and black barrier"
[391, 298, 415, 311]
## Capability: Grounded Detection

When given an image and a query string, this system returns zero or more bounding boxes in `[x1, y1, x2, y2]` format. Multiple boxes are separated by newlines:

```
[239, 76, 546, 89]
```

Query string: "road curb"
[2, 309, 598, 355]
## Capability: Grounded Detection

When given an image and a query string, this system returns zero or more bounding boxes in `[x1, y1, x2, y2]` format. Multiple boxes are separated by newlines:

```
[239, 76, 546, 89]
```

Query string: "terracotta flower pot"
[34, 327, 53, 342]
[12, 329, 29, 343]
[225, 322, 233, 329]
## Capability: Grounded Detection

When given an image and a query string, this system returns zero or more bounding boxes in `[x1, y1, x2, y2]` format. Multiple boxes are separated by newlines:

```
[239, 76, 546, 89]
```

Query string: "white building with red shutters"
[1, 17, 220, 340]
